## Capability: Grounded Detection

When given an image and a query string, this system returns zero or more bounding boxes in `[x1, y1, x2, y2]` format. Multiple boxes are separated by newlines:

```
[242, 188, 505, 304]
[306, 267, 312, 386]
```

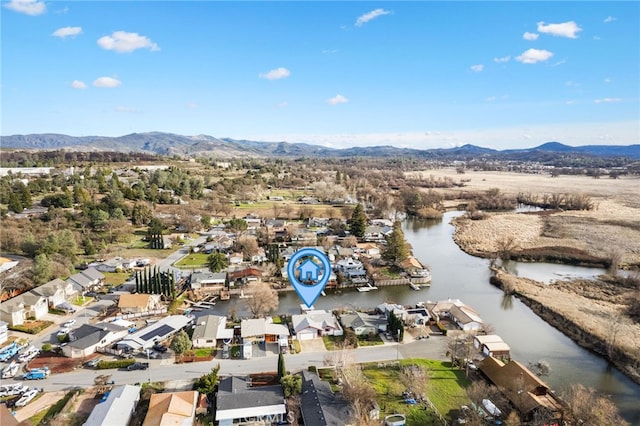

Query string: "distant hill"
[1, 132, 639, 160]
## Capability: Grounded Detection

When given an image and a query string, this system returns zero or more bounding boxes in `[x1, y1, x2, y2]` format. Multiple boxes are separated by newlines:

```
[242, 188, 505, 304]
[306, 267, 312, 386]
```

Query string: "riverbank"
[489, 269, 640, 385]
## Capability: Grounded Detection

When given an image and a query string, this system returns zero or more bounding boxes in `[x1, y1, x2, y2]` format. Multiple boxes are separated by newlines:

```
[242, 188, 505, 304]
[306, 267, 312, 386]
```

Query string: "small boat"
[408, 283, 420, 291]
[357, 283, 378, 292]
[1, 361, 19, 379]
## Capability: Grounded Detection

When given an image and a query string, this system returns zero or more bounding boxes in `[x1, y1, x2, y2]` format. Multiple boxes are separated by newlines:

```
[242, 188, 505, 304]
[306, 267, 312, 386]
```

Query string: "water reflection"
[500, 293, 514, 310]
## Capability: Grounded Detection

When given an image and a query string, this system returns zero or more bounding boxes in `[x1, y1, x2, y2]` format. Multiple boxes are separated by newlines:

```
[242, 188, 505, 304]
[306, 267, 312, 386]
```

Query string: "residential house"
[340, 312, 387, 336]
[300, 370, 353, 426]
[363, 225, 392, 242]
[250, 247, 267, 264]
[354, 243, 381, 257]
[93, 257, 125, 273]
[474, 335, 511, 360]
[292, 310, 343, 340]
[426, 299, 484, 331]
[0, 404, 19, 426]
[241, 318, 290, 345]
[448, 304, 484, 331]
[0, 320, 8, 345]
[335, 257, 363, 271]
[399, 256, 431, 279]
[291, 229, 317, 245]
[63, 322, 129, 358]
[118, 294, 162, 315]
[227, 268, 262, 287]
[32, 278, 78, 308]
[215, 376, 286, 426]
[0, 292, 48, 326]
[205, 234, 234, 252]
[228, 253, 244, 265]
[307, 217, 329, 228]
[84, 384, 141, 426]
[192, 315, 233, 348]
[478, 357, 563, 423]
[377, 303, 408, 323]
[67, 268, 105, 293]
[405, 307, 431, 326]
[190, 271, 227, 293]
[142, 390, 199, 426]
[117, 315, 191, 352]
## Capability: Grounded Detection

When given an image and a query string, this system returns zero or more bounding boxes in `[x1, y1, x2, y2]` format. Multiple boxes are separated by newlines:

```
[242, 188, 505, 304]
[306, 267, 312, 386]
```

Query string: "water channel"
[204, 211, 640, 422]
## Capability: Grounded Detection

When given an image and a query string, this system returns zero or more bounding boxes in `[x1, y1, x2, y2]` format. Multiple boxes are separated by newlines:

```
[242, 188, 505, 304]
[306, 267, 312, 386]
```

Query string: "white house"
[192, 315, 233, 348]
[32, 278, 77, 308]
[84, 384, 141, 426]
[0, 293, 48, 326]
[63, 323, 129, 358]
[292, 310, 343, 340]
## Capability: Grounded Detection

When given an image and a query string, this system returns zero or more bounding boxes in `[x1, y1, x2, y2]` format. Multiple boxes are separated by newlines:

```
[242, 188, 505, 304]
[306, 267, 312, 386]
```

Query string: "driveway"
[13, 390, 65, 422]
[299, 338, 327, 353]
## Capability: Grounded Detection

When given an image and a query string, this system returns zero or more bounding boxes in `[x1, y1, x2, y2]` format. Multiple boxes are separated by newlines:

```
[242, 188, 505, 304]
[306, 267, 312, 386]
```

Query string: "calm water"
[203, 211, 640, 422]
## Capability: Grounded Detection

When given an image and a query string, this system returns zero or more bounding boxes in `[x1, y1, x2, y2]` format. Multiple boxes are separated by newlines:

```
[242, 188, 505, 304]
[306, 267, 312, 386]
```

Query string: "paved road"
[10, 336, 448, 392]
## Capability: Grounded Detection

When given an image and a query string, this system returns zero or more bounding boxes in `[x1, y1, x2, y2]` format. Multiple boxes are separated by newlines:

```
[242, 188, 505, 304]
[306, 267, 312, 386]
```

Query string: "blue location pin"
[287, 247, 331, 308]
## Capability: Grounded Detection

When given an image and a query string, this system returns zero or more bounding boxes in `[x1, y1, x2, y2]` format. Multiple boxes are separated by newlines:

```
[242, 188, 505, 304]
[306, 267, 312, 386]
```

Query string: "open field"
[412, 168, 640, 383]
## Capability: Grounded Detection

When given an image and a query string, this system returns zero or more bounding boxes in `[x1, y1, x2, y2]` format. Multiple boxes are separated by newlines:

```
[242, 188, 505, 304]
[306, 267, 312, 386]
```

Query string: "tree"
[245, 283, 279, 317]
[193, 364, 220, 397]
[170, 329, 192, 355]
[236, 235, 259, 260]
[277, 352, 286, 380]
[280, 374, 302, 397]
[33, 253, 52, 284]
[382, 221, 409, 264]
[399, 365, 429, 398]
[387, 313, 404, 342]
[207, 252, 228, 273]
[227, 218, 248, 235]
[348, 204, 367, 238]
[562, 383, 629, 425]
[131, 203, 153, 226]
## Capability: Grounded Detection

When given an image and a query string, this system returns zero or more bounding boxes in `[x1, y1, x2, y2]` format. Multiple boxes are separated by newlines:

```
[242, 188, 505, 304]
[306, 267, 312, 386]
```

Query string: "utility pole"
[396, 329, 401, 363]
[146, 349, 151, 383]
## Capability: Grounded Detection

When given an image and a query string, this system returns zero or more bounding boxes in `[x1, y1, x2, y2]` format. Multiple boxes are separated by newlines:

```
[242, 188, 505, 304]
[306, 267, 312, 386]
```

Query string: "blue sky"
[1, 1, 638, 149]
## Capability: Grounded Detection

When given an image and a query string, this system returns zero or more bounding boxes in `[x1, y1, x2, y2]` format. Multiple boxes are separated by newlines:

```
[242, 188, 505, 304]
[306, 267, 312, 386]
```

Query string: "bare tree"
[236, 235, 259, 260]
[341, 235, 358, 248]
[399, 365, 429, 399]
[244, 283, 279, 317]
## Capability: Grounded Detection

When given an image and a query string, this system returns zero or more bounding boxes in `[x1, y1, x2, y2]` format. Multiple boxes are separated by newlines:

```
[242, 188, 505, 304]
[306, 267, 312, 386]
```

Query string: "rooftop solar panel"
[141, 324, 174, 341]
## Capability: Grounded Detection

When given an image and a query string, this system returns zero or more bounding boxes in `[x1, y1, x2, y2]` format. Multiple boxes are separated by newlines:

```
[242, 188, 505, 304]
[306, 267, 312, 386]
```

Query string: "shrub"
[42, 343, 52, 352]
[97, 359, 136, 369]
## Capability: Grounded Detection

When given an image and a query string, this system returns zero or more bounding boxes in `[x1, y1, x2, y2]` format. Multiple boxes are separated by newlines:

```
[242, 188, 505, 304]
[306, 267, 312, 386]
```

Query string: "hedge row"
[97, 359, 136, 369]
[9, 321, 54, 334]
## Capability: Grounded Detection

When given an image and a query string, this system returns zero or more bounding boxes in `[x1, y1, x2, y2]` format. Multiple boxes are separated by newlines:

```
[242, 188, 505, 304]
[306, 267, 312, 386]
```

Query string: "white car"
[62, 319, 76, 328]
[57, 328, 71, 336]
[15, 388, 38, 407]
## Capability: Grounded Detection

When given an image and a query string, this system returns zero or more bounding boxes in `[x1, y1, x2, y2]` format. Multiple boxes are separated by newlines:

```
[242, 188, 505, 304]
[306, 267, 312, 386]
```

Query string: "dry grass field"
[411, 168, 640, 383]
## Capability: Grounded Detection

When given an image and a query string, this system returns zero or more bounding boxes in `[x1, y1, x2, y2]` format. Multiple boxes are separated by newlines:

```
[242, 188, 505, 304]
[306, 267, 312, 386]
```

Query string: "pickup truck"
[23, 368, 50, 380]
[127, 362, 149, 371]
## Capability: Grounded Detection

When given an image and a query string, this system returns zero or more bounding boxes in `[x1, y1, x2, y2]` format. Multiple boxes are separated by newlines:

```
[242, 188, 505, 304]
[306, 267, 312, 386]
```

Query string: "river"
[202, 211, 640, 422]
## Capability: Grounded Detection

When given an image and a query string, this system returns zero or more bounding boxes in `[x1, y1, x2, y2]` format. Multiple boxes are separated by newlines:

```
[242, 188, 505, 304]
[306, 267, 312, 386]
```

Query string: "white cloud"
[516, 48, 554, 64]
[327, 94, 348, 105]
[3, 0, 45, 15]
[97, 31, 160, 53]
[185, 102, 198, 109]
[355, 8, 391, 26]
[71, 80, 87, 89]
[604, 16, 616, 23]
[493, 56, 510, 63]
[594, 98, 622, 103]
[604, 77, 612, 83]
[537, 21, 582, 39]
[565, 80, 580, 87]
[322, 49, 338, 54]
[259, 67, 291, 80]
[486, 96, 497, 102]
[593, 36, 602, 41]
[93, 77, 122, 88]
[565, 100, 576, 105]
[523, 32, 539, 41]
[470, 64, 484, 72]
[277, 101, 289, 108]
[52, 26, 82, 38]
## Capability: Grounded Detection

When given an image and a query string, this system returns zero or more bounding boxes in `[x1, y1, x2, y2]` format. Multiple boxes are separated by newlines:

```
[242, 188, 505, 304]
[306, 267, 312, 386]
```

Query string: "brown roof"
[478, 357, 563, 417]
[118, 294, 152, 309]
[0, 404, 19, 426]
[228, 267, 263, 280]
[142, 391, 198, 426]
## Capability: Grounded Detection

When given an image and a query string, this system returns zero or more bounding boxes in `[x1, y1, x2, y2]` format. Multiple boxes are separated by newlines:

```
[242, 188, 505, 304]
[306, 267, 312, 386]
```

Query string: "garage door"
[297, 331, 315, 341]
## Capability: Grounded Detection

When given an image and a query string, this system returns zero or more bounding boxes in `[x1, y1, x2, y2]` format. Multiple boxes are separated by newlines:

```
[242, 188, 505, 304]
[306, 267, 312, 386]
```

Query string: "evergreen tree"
[382, 221, 410, 265]
[349, 203, 367, 238]
[207, 252, 228, 273]
[277, 352, 286, 380]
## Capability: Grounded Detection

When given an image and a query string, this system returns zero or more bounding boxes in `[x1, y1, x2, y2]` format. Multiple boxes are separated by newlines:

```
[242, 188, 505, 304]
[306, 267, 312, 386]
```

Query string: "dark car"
[127, 362, 149, 371]
[153, 344, 168, 353]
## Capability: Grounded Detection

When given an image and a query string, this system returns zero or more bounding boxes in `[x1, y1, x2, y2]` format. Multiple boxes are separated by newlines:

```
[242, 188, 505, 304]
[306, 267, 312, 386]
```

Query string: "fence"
[104, 308, 167, 322]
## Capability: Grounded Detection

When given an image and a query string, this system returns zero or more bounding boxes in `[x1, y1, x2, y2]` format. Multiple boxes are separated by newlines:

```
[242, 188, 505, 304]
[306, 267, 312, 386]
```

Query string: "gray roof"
[68, 323, 128, 350]
[192, 315, 225, 341]
[300, 371, 352, 426]
[216, 376, 284, 411]
[31, 279, 67, 297]
[340, 312, 386, 330]
[241, 318, 266, 338]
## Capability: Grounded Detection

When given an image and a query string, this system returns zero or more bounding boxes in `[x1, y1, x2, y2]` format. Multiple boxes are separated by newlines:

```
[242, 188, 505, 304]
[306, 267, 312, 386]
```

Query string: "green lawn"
[358, 334, 384, 346]
[174, 253, 209, 268]
[103, 272, 131, 286]
[362, 359, 471, 424]
[71, 296, 94, 306]
[192, 348, 215, 357]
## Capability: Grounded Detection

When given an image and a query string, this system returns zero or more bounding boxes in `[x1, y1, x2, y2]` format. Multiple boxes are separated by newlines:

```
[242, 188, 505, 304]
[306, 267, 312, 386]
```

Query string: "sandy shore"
[410, 168, 640, 383]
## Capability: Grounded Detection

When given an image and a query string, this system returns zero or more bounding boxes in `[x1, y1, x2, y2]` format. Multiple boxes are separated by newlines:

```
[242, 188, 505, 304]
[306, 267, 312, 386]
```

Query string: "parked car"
[62, 319, 76, 328]
[15, 389, 38, 407]
[57, 328, 71, 337]
[84, 358, 101, 368]
[127, 362, 149, 371]
[153, 343, 168, 353]
[222, 345, 230, 359]
[148, 351, 160, 359]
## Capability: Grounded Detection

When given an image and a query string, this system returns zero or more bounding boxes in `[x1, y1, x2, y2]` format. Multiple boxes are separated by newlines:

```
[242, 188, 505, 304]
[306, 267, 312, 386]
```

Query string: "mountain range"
[1, 132, 639, 160]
